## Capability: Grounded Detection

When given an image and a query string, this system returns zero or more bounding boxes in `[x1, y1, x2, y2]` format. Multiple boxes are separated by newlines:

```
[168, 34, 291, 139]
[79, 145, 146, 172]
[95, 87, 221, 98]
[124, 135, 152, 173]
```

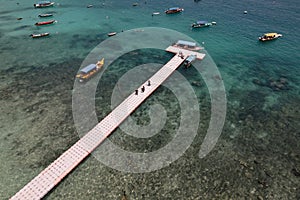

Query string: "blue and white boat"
[38, 13, 53, 17]
[184, 55, 197, 68]
[191, 20, 212, 28]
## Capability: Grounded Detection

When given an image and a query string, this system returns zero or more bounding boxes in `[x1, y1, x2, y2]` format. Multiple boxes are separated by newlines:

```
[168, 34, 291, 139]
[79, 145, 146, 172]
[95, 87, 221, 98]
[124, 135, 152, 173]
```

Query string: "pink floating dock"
[165, 46, 205, 60]
[11, 46, 205, 200]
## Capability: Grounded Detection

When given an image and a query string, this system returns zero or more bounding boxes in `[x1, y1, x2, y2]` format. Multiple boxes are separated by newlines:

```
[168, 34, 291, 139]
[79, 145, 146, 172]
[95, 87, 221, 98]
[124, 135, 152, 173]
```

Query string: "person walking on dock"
[141, 86, 145, 93]
[178, 51, 184, 59]
[147, 80, 151, 86]
[135, 89, 138, 95]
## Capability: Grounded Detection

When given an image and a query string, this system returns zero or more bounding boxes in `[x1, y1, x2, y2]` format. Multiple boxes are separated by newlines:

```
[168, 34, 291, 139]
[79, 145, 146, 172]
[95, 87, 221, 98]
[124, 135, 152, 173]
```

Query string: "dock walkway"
[11, 47, 205, 200]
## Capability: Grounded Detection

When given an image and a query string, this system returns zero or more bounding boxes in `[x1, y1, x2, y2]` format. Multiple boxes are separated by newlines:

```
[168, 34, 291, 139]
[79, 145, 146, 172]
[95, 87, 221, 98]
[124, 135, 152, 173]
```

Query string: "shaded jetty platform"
[11, 46, 205, 200]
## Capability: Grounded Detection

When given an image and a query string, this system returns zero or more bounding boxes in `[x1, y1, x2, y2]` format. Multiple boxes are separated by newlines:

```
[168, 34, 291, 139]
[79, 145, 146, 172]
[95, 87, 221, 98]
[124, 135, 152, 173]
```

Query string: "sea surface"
[0, 0, 299, 199]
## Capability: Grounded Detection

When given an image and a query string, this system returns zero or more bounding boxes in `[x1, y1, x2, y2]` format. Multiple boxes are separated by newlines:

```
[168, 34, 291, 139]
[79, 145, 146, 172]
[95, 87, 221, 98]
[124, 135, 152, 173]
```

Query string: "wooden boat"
[30, 32, 50, 38]
[192, 20, 212, 28]
[38, 13, 53, 17]
[107, 32, 117, 37]
[259, 33, 282, 42]
[34, 1, 55, 8]
[165, 7, 184, 14]
[76, 58, 105, 82]
[35, 19, 56, 26]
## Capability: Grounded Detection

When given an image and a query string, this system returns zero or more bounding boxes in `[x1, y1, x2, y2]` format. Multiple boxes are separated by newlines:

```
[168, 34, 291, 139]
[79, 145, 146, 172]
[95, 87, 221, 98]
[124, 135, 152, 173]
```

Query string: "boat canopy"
[38, 1, 51, 4]
[196, 20, 208, 24]
[186, 55, 197, 62]
[168, 7, 179, 10]
[176, 40, 197, 47]
[264, 33, 277, 37]
[80, 64, 97, 74]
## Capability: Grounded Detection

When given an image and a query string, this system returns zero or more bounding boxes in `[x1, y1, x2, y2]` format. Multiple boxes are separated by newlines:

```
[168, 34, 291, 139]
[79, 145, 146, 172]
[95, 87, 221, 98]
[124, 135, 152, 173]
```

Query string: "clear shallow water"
[0, 0, 299, 199]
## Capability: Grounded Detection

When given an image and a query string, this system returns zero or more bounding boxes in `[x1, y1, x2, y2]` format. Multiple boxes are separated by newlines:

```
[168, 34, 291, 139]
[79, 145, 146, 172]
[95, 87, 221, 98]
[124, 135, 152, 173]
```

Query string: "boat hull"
[165, 8, 184, 14]
[38, 13, 53, 17]
[192, 24, 211, 28]
[30, 32, 50, 38]
[259, 33, 282, 41]
[34, 2, 54, 8]
[76, 58, 105, 82]
[108, 32, 117, 37]
[191, 21, 212, 28]
[35, 20, 56, 26]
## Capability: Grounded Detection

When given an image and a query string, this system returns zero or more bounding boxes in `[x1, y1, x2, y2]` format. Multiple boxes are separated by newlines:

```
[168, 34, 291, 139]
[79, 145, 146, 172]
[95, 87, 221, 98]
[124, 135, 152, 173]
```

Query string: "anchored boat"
[191, 20, 212, 28]
[108, 32, 117, 37]
[184, 55, 197, 68]
[34, 1, 55, 8]
[76, 58, 105, 82]
[38, 13, 53, 17]
[165, 7, 184, 14]
[35, 19, 56, 26]
[259, 33, 282, 41]
[30, 32, 50, 38]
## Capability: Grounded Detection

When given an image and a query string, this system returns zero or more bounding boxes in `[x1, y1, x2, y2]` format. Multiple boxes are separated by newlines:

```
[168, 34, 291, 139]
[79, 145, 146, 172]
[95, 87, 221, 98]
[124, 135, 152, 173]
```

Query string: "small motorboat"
[38, 13, 53, 17]
[184, 55, 197, 68]
[87, 5, 93, 8]
[165, 7, 184, 14]
[30, 32, 50, 38]
[152, 12, 160, 16]
[132, 3, 139, 6]
[34, 1, 55, 8]
[259, 33, 282, 42]
[191, 20, 212, 28]
[35, 19, 56, 26]
[107, 32, 117, 37]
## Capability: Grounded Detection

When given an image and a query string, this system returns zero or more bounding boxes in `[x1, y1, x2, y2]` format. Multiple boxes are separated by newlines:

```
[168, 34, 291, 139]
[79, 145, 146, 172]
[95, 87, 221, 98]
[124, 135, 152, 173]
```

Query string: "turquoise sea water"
[0, 0, 299, 199]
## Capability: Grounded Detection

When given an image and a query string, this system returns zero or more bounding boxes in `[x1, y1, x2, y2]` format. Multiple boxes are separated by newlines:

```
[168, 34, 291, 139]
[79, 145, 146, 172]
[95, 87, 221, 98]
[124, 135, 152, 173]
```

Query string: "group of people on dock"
[135, 80, 151, 95]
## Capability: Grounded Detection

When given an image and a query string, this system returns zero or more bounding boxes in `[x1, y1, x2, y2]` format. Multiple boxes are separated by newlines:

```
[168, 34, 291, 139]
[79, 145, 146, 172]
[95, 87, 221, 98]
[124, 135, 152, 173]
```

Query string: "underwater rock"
[279, 77, 288, 84]
[274, 82, 285, 90]
[252, 78, 265, 86]
[191, 81, 201, 87]
[257, 195, 264, 200]
[268, 78, 289, 91]
[257, 179, 269, 188]
[253, 76, 289, 91]
[291, 168, 300, 177]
